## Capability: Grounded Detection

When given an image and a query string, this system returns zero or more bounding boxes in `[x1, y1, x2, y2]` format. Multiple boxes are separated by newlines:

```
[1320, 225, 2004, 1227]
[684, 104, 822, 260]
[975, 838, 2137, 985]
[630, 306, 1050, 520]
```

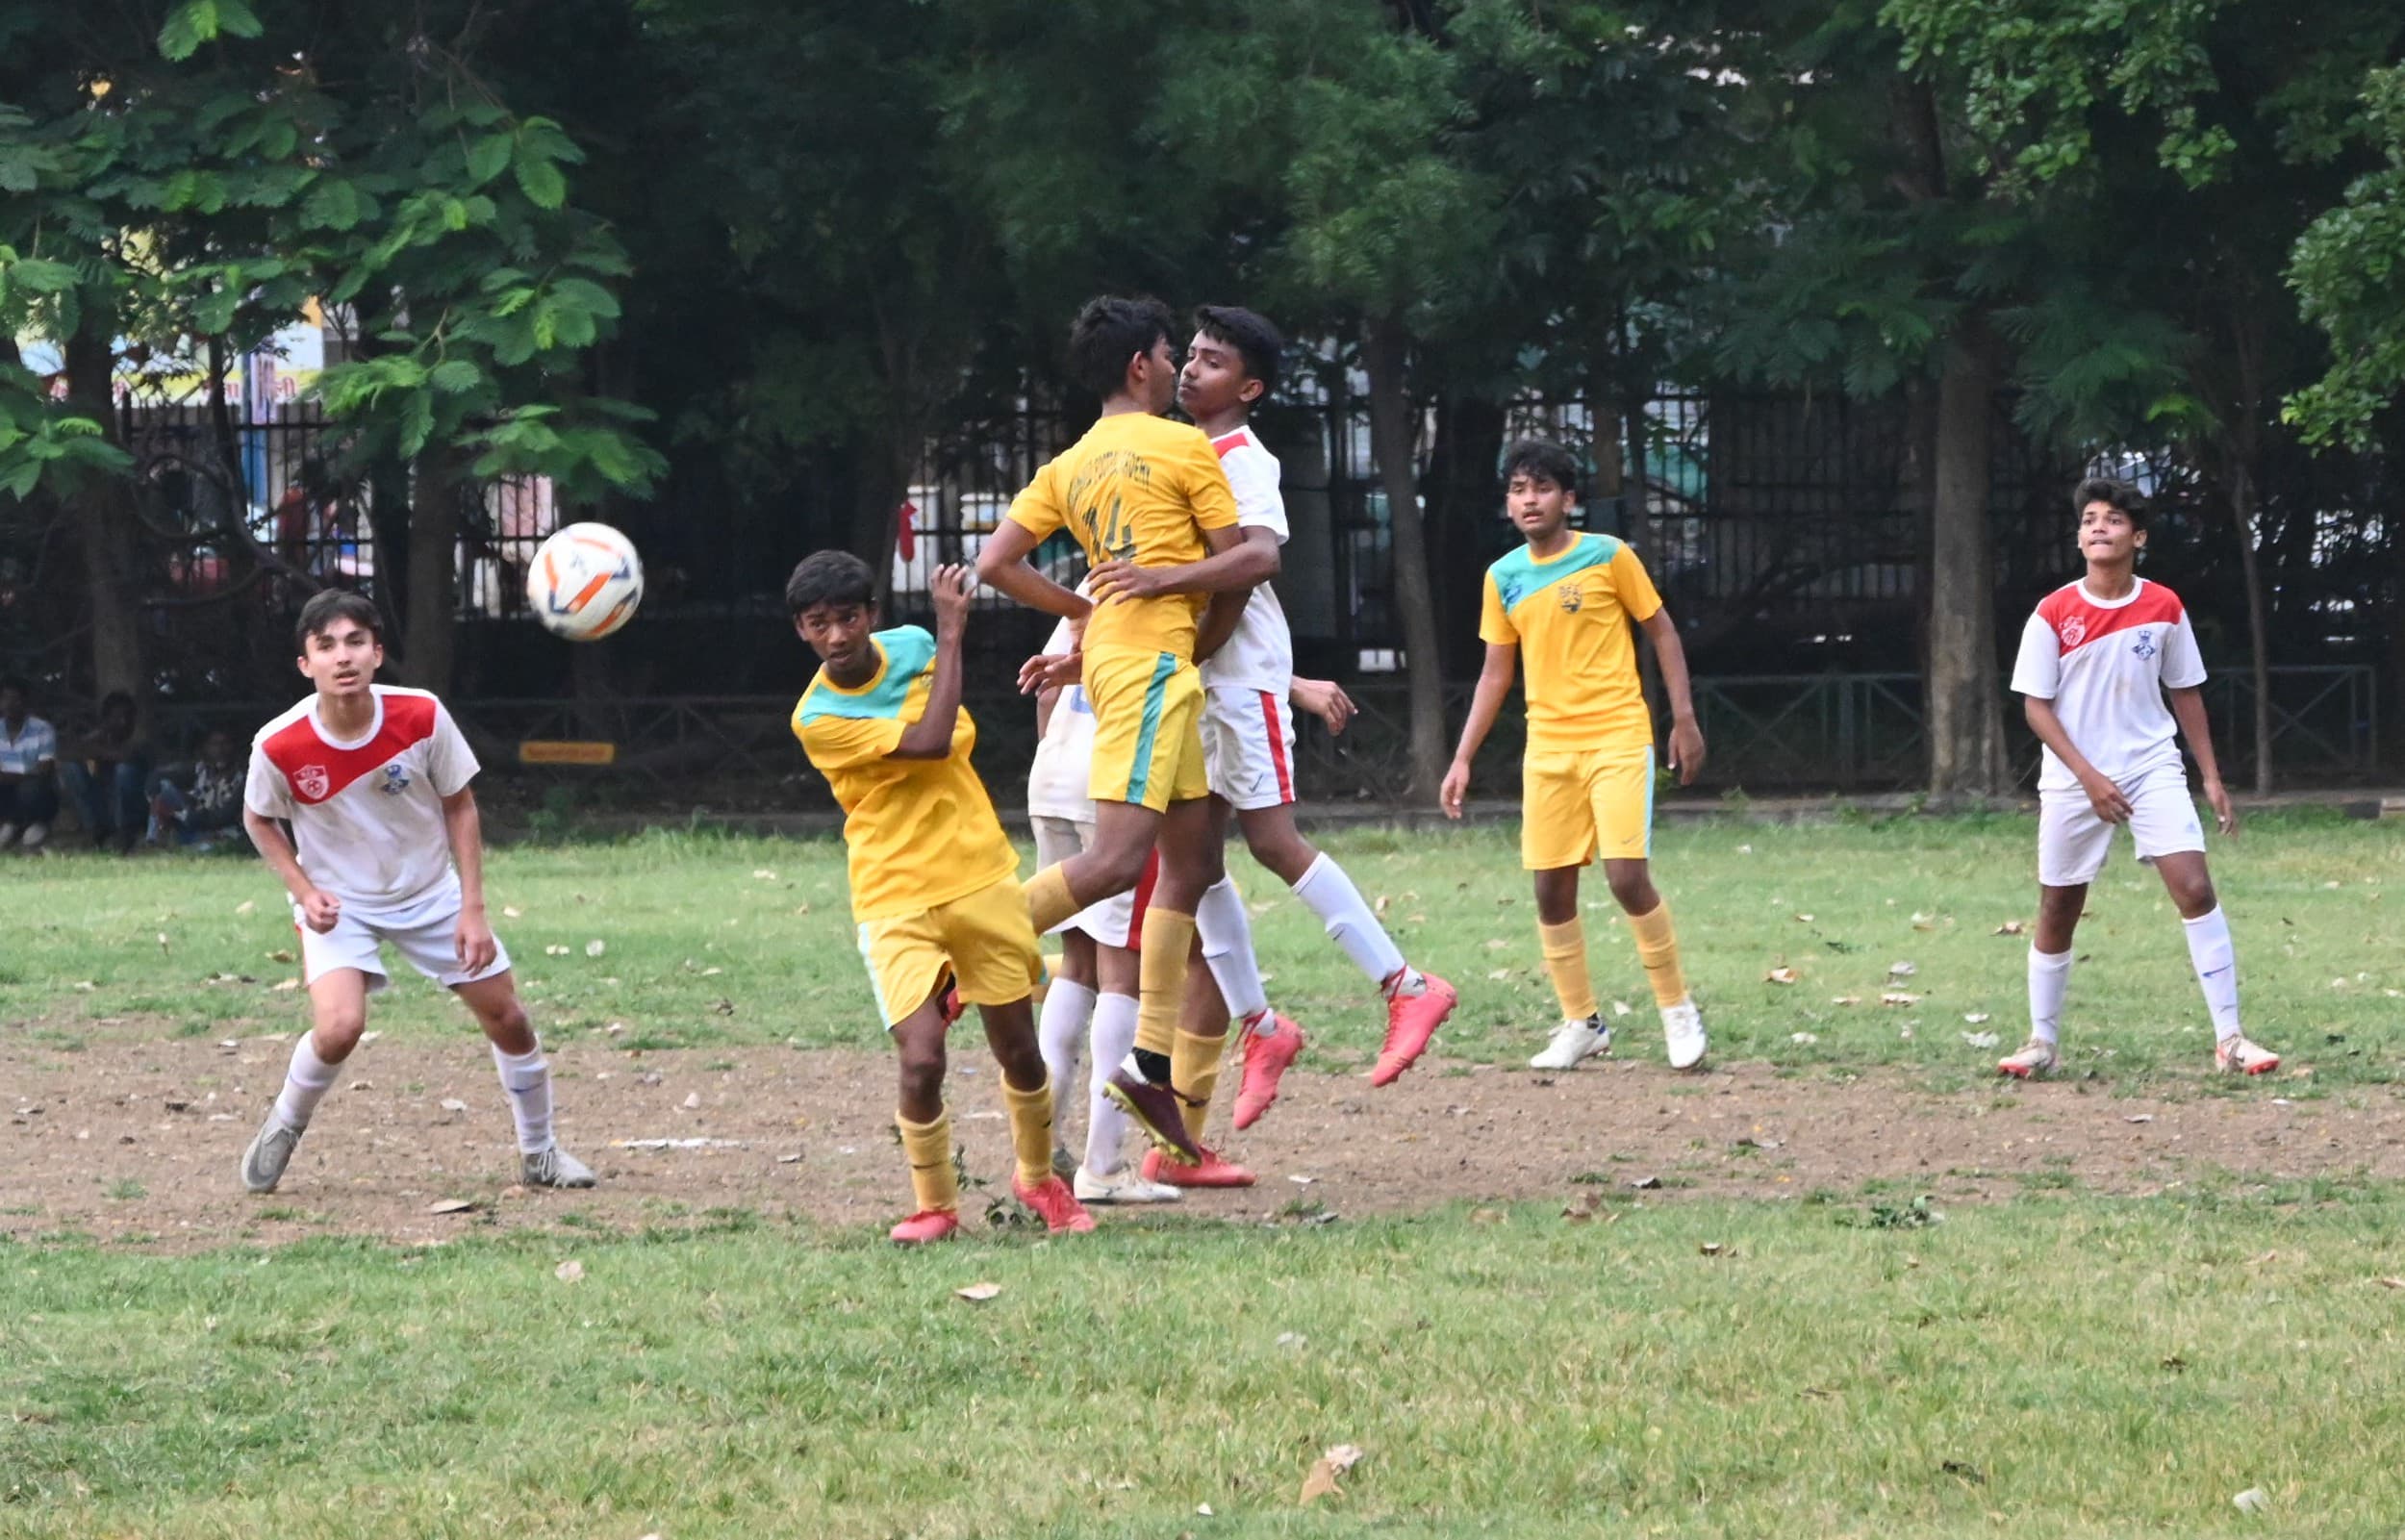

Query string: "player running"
[2001, 476, 2280, 1078]
[790, 553, 1093, 1243]
[976, 295, 1261, 1166]
[1441, 439, 1709, 1073]
[238, 591, 595, 1194]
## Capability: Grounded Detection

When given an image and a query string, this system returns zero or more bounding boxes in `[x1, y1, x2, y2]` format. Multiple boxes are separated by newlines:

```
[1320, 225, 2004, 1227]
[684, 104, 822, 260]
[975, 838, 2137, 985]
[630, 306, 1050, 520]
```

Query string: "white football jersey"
[2011, 577, 2207, 794]
[1199, 427, 1294, 694]
[244, 685, 480, 910]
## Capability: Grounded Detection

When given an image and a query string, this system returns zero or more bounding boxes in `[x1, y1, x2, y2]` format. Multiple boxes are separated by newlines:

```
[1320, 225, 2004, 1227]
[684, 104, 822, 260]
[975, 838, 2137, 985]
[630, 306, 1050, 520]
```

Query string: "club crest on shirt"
[1559, 585, 1585, 614]
[295, 764, 330, 800]
[2131, 631, 2157, 661]
[380, 763, 413, 795]
[2058, 616, 2088, 648]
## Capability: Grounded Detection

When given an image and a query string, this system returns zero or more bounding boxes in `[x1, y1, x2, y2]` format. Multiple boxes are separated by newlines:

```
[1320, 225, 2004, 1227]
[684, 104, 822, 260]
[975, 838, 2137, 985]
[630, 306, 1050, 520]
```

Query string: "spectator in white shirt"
[0, 677, 60, 851]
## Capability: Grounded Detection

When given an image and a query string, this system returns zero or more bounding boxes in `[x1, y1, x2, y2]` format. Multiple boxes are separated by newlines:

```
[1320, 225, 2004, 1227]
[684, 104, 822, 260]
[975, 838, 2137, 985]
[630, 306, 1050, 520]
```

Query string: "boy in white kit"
[237, 591, 597, 1191]
[2002, 476, 2279, 1077]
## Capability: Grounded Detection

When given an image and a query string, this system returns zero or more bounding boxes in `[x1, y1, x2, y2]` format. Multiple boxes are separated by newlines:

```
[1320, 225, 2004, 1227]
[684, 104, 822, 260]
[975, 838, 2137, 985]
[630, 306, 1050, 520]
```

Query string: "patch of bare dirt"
[7, 1035, 2405, 1251]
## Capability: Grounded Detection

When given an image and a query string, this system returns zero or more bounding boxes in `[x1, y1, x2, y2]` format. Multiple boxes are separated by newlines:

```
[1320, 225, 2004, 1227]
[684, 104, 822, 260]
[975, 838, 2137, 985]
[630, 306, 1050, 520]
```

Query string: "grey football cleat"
[240, 1116, 304, 1193]
[521, 1146, 596, 1188]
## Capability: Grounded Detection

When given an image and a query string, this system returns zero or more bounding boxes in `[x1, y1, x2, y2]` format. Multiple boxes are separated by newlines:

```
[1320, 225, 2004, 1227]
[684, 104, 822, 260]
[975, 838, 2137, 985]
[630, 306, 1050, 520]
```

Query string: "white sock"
[1085, 992, 1140, 1174]
[1291, 853, 1417, 996]
[491, 1041, 556, 1154]
[2181, 907, 2242, 1041]
[1193, 875, 1272, 1022]
[273, 1034, 342, 1132]
[2027, 948, 2072, 1046]
[1037, 978, 1098, 1132]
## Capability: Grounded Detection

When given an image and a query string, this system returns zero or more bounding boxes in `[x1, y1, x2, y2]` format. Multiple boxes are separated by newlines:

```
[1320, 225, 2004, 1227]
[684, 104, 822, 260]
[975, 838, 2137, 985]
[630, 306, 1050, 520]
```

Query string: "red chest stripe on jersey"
[261, 693, 439, 805]
[2036, 582, 2183, 655]
[1209, 429, 1253, 460]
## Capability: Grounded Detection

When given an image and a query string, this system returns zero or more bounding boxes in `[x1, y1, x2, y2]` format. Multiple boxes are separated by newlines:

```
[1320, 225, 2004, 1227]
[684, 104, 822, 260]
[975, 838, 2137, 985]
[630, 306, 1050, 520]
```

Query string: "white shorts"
[2037, 766, 2207, 887]
[1029, 815, 1151, 950]
[1202, 684, 1297, 811]
[296, 876, 514, 993]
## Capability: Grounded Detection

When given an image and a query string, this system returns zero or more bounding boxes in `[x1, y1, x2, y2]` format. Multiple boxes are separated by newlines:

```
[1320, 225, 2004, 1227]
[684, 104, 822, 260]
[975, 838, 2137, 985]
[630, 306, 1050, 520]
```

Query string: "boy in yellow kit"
[789, 553, 1093, 1245]
[977, 295, 1263, 1165]
[1441, 439, 1710, 1073]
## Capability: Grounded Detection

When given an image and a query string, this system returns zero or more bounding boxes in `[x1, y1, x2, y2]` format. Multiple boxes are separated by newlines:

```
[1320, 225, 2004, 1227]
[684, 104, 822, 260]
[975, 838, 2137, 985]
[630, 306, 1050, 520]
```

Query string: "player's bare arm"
[243, 808, 341, 932]
[1290, 676, 1354, 734]
[892, 565, 975, 759]
[2166, 684, 2237, 835]
[1089, 525, 1279, 603]
[975, 521, 1094, 621]
[1638, 608, 1707, 784]
[1187, 526, 1254, 663]
[1441, 642, 1519, 819]
[2023, 694, 2133, 824]
[441, 786, 498, 974]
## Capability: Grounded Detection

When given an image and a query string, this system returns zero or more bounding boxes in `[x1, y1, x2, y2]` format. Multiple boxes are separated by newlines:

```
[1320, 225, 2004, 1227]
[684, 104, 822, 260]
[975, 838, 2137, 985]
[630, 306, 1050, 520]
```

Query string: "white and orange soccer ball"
[526, 522, 644, 641]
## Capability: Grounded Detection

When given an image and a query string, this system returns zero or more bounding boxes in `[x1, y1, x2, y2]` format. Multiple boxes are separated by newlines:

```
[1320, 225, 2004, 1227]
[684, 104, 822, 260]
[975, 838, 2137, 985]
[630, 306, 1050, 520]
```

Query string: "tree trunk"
[1361, 313, 1447, 801]
[402, 449, 458, 692]
[1925, 319, 2004, 797]
[1423, 391, 1505, 675]
[62, 321, 145, 701]
[2227, 459, 2273, 795]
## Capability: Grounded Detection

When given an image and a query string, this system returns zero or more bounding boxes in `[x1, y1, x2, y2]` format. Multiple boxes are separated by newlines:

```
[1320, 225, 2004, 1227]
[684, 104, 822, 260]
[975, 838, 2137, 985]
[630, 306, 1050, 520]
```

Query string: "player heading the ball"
[1442, 440, 1709, 1073]
[238, 590, 596, 1195]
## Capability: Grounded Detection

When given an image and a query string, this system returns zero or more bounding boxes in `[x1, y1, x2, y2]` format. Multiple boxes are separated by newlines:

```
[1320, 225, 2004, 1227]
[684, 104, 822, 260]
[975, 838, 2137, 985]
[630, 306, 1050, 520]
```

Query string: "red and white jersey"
[2011, 577, 2207, 794]
[243, 686, 480, 910]
[1199, 427, 1294, 695]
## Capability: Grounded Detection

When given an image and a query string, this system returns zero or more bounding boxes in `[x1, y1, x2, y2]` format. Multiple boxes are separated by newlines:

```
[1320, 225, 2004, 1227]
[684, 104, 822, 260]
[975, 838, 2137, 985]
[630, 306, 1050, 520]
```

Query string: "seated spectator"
[0, 677, 59, 851]
[148, 728, 245, 850]
[60, 690, 150, 854]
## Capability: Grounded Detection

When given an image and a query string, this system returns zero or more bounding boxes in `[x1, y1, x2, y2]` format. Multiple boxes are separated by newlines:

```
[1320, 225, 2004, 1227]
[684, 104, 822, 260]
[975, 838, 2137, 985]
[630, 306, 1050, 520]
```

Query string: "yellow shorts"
[1083, 646, 1208, 813]
[1521, 745, 1656, 871]
[855, 875, 1042, 1029]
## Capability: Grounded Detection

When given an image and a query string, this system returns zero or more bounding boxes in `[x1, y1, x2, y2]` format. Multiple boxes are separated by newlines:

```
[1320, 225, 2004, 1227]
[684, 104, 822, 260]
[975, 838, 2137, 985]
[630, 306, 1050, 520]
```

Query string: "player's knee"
[2170, 872, 2216, 916]
[1084, 841, 1151, 899]
[480, 997, 532, 1038]
[313, 1003, 367, 1053]
[1606, 870, 1655, 912]
[896, 1036, 946, 1101]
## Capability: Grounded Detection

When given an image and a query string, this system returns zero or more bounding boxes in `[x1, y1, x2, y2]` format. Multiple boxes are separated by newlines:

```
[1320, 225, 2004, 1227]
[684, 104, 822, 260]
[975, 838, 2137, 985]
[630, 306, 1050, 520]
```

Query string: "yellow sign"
[519, 740, 617, 767]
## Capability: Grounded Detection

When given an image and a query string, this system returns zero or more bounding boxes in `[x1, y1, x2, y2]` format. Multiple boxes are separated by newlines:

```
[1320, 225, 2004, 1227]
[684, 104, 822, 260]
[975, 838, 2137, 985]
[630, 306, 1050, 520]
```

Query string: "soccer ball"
[526, 522, 643, 641]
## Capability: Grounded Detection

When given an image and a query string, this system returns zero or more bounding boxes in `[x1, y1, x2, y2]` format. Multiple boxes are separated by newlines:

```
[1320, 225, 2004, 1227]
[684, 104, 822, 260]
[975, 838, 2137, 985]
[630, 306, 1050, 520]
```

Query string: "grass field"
[7, 815, 2405, 1536]
[7, 812, 2400, 1086]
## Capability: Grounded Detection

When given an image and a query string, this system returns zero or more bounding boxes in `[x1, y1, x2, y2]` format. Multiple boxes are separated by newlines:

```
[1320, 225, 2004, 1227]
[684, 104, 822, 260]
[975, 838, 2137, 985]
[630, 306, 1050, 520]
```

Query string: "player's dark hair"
[1067, 295, 1177, 401]
[1502, 439, 1582, 500]
[1193, 304, 1283, 398]
[785, 550, 875, 616]
[2073, 475, 2147, 528]
[293, 589, 381, 651]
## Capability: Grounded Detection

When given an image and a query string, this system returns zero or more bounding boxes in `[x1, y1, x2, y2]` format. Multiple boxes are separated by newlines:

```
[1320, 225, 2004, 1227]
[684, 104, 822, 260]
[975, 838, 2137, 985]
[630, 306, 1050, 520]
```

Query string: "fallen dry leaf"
[1830, 995, 1862, 1006]
[1792, 912, 1814, 922]
[2125, 1114, 2155, 1124]
[554, 1259, 584, 1283]
[1790, 1031, 1819, 1045]
[954, 1282, 1002, 1302]
[1765, 967, 1799, 985]
[1300, 1443, 1366, 1504]
[1888, 961, 1917, 977]
[2376, 1276, 2405, 1290]
[235, 899, 255, 916]
[502, 905, 523, 919]
[585, 940, 606, 957]
[1882, 992, 1921, 1007]
[440, 1098, 469, 1113]
[1994, 920, 2026, 936]
[1961, 1031, 2000, 1049]
[428, 1199, 476, 1215]
[1962, 1012, 1990, 1024]
[1700, 1242, 1723, 1256]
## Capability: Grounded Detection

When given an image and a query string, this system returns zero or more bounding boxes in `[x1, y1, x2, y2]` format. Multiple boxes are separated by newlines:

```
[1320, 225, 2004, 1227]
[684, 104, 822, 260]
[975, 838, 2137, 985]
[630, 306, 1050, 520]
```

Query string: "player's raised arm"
[892, 565, 975, 759]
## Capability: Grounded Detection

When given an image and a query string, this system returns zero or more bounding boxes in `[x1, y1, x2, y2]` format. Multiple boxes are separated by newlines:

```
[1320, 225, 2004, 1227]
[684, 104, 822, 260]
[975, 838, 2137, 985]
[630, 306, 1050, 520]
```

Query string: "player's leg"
[2136, 774, 2276, 1074]
[452, 971, 595, 1187]
[1187, 791, 1305, 1126]
[1142, 932, 1255, 1189]
[1523, 749, 1609, 1070]
[1076, 934, 1178, 1203]
[1031, 815, 1101, 1146]
[1592, 746, 1703, 1069]
[1021, 649, 1180, 932]
[242, 963, 370, 1192]
[945, 877, 1092, 1233]
[888, 986, 965, 1245]
[2009, 795, 2112, 1076]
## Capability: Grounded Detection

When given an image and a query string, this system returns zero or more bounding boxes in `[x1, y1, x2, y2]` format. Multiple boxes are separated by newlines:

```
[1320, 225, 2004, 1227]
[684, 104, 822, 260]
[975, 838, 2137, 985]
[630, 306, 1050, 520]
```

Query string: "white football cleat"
[1073, 1163, 1182, 1204]
[522, 1146, 596, 1188]
[2215, 1035, 2280, 1075]
[240, 1115, 304, 1193]
[1997, 1038, 2058, 1078]
[1661, 997, 1708, 1070]
[1531, 1016, 1611, 1071]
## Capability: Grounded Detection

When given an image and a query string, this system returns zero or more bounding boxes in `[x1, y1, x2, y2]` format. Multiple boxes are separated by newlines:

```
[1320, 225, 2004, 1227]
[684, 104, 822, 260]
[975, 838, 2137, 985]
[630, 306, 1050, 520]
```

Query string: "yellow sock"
[1000, 1074, 1056, 1188]
[1538, 918, 1599, 1022]
[1024, 865, 1080, 935]
[895, 1109, 958, 1216]
[1628, 900, 1688, 1008]
[1134, 907, 1196, 1059]
[1172, 1026, 1226, 1148]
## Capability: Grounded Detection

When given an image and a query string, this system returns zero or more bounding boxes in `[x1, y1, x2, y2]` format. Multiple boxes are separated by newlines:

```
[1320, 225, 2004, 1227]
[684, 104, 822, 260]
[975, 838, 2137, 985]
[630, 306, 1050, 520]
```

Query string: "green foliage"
[2287, 64, 2405, 448]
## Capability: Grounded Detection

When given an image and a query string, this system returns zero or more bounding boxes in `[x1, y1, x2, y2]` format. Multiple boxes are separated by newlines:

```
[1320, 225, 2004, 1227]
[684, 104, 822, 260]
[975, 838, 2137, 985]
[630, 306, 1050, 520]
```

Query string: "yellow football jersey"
[793, 626, 1019, 921]
[1005, 412, 1239, 662]
[1479, 533, 1664, 751]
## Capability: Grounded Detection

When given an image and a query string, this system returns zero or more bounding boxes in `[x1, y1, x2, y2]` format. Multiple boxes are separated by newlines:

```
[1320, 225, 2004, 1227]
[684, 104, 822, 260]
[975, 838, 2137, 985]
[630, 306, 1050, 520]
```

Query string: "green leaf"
[427, 360, 483, 395]
[214, 0, 263, 38]
[467, 135, 512, 185]
[301, 178, 364, 232]
[158, 0, 214, 61]
[513, 157, 567, 211]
